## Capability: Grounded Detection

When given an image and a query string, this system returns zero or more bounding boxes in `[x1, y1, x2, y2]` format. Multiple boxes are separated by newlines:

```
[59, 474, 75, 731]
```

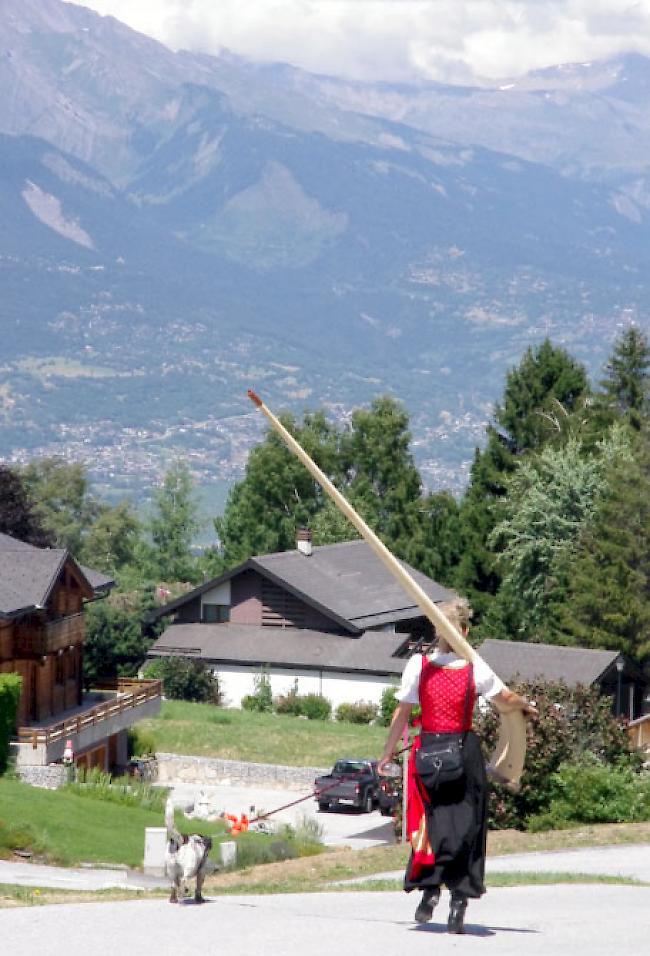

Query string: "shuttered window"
[261, 580, 306, 628]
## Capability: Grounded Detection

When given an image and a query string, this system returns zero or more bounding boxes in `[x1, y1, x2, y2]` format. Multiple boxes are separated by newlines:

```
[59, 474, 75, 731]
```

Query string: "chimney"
[296, 527, 313, 557]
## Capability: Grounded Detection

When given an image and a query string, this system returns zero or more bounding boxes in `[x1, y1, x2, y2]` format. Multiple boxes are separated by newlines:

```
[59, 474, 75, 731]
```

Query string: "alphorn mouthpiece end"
[247, 389, 263, 407]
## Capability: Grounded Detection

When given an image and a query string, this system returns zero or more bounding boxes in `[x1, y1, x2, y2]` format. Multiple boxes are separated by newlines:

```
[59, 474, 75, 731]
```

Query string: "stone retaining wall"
[156, 753, 329, 791]
[16, 764, 70, 790]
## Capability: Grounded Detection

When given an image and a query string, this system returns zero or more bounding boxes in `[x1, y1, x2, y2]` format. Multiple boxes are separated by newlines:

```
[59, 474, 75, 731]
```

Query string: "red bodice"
[418, 659, 475, 733]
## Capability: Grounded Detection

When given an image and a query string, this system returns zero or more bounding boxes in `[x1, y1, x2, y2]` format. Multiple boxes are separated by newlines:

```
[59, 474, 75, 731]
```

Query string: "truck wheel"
[318, 801, 330, 812]
[364, 792, 374, 814]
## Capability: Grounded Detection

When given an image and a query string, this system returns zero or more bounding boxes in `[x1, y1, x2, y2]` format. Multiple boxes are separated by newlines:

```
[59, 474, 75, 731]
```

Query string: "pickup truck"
[314, 758, 396, 815]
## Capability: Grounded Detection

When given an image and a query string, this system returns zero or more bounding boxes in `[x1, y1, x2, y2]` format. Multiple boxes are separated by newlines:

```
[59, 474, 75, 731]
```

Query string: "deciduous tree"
[0, 465, 53, 547]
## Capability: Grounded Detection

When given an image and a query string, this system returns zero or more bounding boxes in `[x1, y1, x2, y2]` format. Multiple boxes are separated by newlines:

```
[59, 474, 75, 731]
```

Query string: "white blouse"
[396, 650, 504, 705]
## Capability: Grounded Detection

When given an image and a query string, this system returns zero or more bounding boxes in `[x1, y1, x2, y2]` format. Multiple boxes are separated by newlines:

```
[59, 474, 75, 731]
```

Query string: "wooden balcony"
[13, 613, 85, 657]
[17, 679, 162, 751]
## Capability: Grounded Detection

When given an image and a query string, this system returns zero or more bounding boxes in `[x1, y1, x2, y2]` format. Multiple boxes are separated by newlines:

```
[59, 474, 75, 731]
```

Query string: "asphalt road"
[2, 884, 649, 956]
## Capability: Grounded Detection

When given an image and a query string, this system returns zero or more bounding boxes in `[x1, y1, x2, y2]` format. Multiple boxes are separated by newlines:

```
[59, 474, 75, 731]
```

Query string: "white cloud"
[79, 1, 650, 83]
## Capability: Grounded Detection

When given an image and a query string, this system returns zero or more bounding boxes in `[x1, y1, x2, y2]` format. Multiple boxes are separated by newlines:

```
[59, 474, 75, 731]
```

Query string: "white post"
[144, 827, 167, 876]
[219, 841, 237, 867]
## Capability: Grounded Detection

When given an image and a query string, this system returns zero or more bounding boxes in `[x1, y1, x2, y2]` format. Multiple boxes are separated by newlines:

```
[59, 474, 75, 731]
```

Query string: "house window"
[202, 604, 230, 624]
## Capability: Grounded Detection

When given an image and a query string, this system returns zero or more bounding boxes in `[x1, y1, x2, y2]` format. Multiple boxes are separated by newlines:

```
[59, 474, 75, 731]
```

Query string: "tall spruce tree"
[556, 427, 650, 664]
[148, 461, 200, 583]
[598, 326, 650, 430]
[454, 340, 589, 623]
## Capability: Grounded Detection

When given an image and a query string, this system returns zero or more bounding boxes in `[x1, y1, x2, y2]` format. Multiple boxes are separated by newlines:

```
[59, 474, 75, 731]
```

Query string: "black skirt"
[404, 730, 488, 899]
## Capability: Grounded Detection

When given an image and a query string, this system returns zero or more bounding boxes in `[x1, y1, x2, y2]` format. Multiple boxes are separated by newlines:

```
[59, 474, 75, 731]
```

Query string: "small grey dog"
[164, 799, 213, 904]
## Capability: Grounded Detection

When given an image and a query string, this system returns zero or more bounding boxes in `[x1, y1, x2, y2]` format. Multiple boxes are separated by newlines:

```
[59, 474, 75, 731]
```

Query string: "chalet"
[148, 533, 455, 708]
[478, 638, 648, 721]
[0, 532, 161, 774]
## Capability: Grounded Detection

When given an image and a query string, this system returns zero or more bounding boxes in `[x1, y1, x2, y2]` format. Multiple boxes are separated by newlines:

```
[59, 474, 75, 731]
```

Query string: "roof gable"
[0, 532, 113, 617]
[253, 539, 453, 625]
[152, 539, 454, 630]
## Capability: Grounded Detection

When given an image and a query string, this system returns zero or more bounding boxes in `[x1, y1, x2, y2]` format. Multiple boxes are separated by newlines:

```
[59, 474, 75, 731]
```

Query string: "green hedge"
[0, 674, 22, 774]
[335, 701, 378, 724]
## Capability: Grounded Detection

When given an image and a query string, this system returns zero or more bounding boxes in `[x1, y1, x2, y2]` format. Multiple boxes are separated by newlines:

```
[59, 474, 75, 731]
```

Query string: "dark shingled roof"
[477, 638, 620, 687]
[149, 622, 407, 676]
[0, 532, 114, 617]
[152, 539, 455, 631]
[253, 539, 454, 627]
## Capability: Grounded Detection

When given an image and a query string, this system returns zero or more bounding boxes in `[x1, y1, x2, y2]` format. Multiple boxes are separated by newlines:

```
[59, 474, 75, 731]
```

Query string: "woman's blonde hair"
[438, 598, 472, 634]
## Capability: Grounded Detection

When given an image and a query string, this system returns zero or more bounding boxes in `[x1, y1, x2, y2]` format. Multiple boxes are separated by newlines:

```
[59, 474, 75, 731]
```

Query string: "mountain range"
[1, 0, 650, 513]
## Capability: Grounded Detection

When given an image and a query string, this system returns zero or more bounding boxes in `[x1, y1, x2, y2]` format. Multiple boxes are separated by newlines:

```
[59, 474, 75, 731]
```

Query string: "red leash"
[248, 746, 413, 825]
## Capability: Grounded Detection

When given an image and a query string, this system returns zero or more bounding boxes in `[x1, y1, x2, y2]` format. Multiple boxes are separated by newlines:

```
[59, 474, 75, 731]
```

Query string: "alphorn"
[247, 389, 526, 789]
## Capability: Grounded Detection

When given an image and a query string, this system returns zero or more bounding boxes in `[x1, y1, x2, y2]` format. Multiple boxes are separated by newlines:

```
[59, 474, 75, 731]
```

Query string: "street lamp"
[615, 659, 624, 716]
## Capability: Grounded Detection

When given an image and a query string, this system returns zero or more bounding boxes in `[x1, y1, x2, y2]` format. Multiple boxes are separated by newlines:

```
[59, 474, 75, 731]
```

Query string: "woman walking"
[378, 602, 536, 934]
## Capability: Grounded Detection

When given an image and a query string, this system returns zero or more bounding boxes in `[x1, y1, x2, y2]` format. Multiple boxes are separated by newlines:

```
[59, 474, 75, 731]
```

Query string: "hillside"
[1, 0, 650, 505]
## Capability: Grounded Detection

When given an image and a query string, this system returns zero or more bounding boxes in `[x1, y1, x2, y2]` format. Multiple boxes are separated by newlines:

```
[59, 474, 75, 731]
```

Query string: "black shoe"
[447, 896, 467, 934]
[414, 887, 440, 923]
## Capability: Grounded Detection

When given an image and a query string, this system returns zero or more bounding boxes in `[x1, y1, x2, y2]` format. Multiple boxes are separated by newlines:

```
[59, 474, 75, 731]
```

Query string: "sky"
[80, 1, 650, 85]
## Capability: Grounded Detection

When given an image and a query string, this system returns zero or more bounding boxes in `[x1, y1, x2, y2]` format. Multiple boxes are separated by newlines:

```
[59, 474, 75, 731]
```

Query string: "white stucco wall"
[212, 663, 398, 711]
[201, 580, 231, 608]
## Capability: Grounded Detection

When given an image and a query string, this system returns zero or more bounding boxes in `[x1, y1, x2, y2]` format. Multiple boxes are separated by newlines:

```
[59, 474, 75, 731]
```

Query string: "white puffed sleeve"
[395, 654, 423, 705]
[473, 657, 504, 699]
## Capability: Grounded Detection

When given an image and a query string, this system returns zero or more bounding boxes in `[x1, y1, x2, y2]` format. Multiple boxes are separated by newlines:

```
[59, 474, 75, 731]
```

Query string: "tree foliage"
[0, 465, 54, 547]
[82, 500, 142, 575]
[598, 325, 650, 429]
[454, 340, 590, 622]
[147, 461, 201, 583]
[214, 396, 445, 573]
[486, 426, 633, 640]
[556, 426, 650, 663]
[215, 410, 342, 568]
[143, 656, 221, 704]
[21, 458, 102, 555]
[0, 674, 22, 774]
[83, 589, 162, 686]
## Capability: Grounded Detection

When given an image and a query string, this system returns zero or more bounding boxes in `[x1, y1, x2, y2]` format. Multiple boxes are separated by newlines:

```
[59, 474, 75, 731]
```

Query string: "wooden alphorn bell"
[247, 389, 526, 789]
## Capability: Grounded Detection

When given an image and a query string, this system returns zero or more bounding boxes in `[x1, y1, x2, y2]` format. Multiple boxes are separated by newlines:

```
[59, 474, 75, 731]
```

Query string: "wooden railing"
[14, 613, 85, 656]
[17, 679, 162, 749]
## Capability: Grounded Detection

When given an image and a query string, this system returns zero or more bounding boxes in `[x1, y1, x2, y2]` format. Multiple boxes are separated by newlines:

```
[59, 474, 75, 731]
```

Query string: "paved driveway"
[168, 781, 395, 849]
[1, 884, 649, 956]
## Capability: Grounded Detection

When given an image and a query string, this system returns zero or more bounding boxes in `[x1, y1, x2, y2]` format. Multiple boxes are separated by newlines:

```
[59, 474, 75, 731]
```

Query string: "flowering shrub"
[335, 701, 378, 724]
[474, 679, 641, 829]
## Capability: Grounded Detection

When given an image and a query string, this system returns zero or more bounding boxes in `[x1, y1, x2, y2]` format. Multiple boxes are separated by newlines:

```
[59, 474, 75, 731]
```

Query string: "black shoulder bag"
[414, 663, 473, 789]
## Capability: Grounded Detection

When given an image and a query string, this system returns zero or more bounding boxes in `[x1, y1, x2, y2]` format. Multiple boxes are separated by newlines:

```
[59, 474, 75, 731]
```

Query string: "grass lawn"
[0, 778, 225, 868]
[203, 821, 650, 895]
[137, 700, 387, 766]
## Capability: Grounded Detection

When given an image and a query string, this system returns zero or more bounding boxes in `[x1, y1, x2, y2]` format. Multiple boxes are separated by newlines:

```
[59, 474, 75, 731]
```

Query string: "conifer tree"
[148, 461, 200, 583]
[556, 427, 650, 664]
[598, 325, 650, 430]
